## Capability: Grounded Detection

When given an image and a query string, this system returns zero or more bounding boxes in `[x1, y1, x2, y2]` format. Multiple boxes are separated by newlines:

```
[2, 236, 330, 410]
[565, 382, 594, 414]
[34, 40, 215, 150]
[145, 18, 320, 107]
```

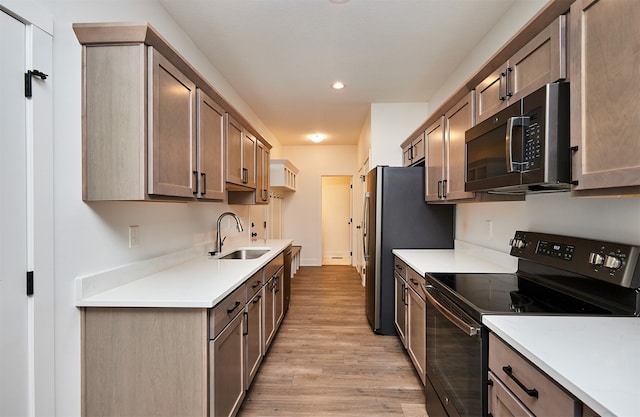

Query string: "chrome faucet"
[214, 212, 244, 254]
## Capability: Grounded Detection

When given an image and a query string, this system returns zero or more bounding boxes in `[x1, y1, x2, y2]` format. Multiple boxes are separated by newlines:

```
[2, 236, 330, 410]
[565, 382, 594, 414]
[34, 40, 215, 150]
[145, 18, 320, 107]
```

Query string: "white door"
[0, 10, 29, 415]
[321, 176, 352, 265]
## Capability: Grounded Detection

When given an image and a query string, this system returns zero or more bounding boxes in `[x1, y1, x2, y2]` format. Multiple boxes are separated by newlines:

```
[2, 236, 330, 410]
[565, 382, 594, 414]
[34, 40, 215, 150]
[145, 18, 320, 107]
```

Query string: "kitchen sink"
[217, 249, 270, 260]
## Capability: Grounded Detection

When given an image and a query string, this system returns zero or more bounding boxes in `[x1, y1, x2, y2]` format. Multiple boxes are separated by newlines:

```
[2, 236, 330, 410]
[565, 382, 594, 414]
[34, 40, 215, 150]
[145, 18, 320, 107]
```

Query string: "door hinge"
[26, 271, 34, 296]
[25, 69, 48, 98]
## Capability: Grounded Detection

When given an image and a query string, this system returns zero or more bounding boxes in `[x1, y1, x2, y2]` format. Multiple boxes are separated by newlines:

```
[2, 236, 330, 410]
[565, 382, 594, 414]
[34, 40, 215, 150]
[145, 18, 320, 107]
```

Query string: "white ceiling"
[159, 0, 518, 146]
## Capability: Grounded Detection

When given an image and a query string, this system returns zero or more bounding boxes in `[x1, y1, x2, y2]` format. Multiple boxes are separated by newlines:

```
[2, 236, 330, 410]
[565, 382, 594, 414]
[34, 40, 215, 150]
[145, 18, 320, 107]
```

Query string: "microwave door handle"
[505, 116, 530, 173]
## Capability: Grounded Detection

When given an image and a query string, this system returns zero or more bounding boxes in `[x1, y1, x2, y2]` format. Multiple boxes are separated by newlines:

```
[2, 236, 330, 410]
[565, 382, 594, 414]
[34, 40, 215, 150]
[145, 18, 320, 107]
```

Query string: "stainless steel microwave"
[465, 82, 570, 193]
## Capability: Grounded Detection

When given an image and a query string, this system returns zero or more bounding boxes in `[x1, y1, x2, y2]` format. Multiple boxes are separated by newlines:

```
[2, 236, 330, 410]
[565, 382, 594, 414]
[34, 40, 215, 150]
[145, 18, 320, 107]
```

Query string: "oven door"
[423, 283, 487, 417]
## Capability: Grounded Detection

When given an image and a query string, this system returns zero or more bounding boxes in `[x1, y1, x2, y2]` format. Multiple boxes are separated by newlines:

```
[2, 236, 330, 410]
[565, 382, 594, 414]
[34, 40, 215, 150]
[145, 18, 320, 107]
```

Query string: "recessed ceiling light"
[332, 81, 345, 90]
[329, 0, 350, 3]
[309, 134, 325, 143]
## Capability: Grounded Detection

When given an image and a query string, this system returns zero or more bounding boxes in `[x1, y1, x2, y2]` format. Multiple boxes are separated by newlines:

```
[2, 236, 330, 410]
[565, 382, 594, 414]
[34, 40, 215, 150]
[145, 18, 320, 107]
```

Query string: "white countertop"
[484, 315, 640, 417]
[76, 239, 293, 308]
[393, 240, 518, 275]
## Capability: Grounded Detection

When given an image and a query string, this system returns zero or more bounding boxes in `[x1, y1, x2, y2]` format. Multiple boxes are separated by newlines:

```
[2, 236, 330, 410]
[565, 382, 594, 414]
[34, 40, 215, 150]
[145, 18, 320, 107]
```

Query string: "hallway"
[238, 265, 427, 417]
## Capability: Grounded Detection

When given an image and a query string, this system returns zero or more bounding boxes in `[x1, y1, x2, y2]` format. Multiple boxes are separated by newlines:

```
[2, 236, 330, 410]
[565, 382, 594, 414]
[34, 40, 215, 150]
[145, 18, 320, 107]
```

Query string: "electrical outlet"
[129, 225, 140, 248]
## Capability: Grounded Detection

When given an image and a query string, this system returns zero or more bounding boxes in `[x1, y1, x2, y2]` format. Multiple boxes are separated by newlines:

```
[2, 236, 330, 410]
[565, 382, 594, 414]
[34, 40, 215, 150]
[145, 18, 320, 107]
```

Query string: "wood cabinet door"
[412, 133, 426, 163]
[243, 132, 257, 189]
[148, 48, 197, 198]
[394, 272, 407, 348]
[508, 15, 566, 103]
[262, 278, 276, 352]
[402, 143, 413, 166]
[246, 292, 263, 388]
[425, 117, 445, 202]
[444, 92, 475, 201]
[407, 287, 425, 384]
[569, 0, 640, 193]
[196, 90, 225, 200]
[226, 115, 245, 187]
[255, 141, 270, 204]
[211, 311, 245, 417]
[475, 66, 509, 123]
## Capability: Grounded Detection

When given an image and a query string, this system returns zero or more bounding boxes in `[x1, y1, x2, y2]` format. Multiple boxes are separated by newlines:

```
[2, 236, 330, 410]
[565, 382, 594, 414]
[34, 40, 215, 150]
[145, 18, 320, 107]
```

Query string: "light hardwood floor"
[238, 265, 427, 417]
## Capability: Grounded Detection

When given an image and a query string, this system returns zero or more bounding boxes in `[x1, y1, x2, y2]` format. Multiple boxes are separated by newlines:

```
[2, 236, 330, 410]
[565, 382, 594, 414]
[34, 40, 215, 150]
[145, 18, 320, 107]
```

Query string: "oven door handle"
[423, 284, 480, 337]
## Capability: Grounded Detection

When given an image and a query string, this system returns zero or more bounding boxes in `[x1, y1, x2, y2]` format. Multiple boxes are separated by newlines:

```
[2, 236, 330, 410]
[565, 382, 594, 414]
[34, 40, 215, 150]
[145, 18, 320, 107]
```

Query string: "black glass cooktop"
[427, 272, 616, 321]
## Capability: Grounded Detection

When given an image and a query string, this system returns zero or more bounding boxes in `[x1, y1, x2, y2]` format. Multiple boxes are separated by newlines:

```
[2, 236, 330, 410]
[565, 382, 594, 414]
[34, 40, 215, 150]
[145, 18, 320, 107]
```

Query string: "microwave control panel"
[523, 121, 541, 171]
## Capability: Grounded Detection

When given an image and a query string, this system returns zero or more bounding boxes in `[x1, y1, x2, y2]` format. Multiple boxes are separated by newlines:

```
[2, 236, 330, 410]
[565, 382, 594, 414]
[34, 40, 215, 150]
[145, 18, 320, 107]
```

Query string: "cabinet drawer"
[210, 284, 246, 339]
[394, 257, 407, 278]
[489, 333, 579, 417]
[246, 270, 263, 300]
[406, 266, 425, 299]
[264, 253, 284, 280]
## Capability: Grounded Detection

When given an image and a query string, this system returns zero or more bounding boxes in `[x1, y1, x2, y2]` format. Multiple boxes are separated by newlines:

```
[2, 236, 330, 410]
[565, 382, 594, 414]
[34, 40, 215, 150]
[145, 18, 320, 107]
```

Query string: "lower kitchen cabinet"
[211, 310, 245, 417]
[488, 333, 580, 417]
[81, 251, 289, 417]
[245, 290, 263, 388]
[394, 262, 408, 347]
[263, 265, 284, 352]
[394, 256, 426, 384]
[406, 268, 426, 385]
[81, 308, 209, 417]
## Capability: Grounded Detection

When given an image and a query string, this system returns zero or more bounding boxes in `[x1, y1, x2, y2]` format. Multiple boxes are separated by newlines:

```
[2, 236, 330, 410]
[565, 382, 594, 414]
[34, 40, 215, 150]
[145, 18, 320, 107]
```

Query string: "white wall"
[280, 145, 358, 266]
[457, 193, 640, 251]
[28, 1, 270, 415]
[369, 102, 429, 168]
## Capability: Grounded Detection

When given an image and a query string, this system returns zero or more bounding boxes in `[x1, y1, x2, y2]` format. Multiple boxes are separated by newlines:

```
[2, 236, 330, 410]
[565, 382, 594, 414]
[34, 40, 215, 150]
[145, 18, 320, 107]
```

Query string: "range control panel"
[509, 231, 640, 288]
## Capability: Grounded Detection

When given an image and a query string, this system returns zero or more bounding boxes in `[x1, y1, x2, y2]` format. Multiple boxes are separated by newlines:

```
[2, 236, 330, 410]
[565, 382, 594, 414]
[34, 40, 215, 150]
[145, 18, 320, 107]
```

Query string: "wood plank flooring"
[238, 265, 427, 417]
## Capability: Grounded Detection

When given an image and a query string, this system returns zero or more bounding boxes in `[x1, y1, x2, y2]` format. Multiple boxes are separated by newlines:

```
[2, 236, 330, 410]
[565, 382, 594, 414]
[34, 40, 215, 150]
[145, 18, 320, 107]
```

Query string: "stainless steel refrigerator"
[363, 166, 454, 335]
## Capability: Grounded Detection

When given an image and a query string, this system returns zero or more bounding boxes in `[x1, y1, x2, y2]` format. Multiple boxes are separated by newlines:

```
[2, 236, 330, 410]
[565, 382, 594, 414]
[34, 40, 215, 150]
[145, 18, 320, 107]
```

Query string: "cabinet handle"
[442, 179, 447, 199]
[504, 67, 513, 98]
[502, 365, 539, 398]
[192, 170, 198, 195]
[227, 301, 241, 315]
[499, 72, 506, 101]
[242, 168, 248, 184]
[437, 180, 442, 199]
[410, 278, 419, 286]
[243, 311, 248, 336]
[252, 295, 261, 304]
[401, 283, 406, 303]
[252, 281, 261, 289]
[569, 146, 579, 186]
[404, 285, 408, 307]
[201, 173, 206, 195]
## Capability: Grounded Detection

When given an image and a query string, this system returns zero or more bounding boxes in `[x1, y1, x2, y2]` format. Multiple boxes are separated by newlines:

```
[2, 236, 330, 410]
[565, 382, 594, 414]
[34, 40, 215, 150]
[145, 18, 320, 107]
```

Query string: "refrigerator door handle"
[362, 192, 370, 261]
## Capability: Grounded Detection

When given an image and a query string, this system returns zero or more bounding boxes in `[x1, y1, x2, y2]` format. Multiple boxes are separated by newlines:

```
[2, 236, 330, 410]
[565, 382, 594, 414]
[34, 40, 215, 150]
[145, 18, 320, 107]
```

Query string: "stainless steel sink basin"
[218, 249, 269, 260]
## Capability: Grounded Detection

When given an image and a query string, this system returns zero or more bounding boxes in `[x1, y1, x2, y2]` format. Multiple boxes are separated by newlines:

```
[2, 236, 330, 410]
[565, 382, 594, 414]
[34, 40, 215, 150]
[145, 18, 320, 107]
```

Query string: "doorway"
[321, 176, 352, 265]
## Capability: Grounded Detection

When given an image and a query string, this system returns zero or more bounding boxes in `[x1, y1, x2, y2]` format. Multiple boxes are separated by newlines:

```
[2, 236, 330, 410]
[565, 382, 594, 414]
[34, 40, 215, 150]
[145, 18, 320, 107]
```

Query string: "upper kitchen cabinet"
[226, 115, 257, 191]
[78, 39, 198, 201]
[425, 92, 475, 202]
[569, 0, 640, 196]
[147, 49, 197, 198]
[74, 22, 268, 202]
[402, 132, 425, 167]
[475, 15, 567, 123]
[228, 136, 271, 205]
[255, 141, 270, 204]
[196, 90, 225, 200]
